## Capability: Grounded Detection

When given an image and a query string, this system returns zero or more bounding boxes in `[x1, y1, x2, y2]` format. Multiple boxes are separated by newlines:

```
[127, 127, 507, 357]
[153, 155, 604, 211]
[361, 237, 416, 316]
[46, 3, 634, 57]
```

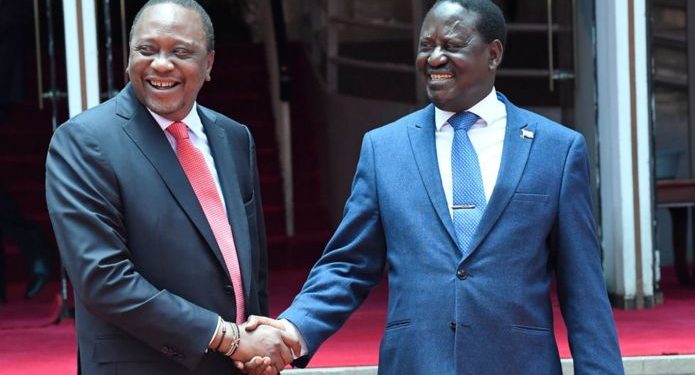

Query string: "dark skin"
[239, 2, 505, 374]
[127, 3, 214, 121]
[416, 1, 503, 112]
[127, 3, 299, 372]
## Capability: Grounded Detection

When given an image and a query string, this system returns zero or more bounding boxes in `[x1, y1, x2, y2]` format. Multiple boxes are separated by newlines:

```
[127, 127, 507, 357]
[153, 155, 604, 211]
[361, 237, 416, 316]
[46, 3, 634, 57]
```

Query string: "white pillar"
[596, 0, 654, 308]
[63, 0, 101, 117]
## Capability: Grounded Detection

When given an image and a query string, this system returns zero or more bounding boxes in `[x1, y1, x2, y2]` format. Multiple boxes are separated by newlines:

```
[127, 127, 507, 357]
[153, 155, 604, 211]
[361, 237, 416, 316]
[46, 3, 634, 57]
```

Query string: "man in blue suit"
[244, 0, 625, 373]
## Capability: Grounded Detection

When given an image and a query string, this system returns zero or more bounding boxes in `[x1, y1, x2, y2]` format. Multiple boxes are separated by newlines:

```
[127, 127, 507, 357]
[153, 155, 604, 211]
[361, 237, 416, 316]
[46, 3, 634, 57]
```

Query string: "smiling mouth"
[429, 73, 454, 81]
[147, 80, 179, 90]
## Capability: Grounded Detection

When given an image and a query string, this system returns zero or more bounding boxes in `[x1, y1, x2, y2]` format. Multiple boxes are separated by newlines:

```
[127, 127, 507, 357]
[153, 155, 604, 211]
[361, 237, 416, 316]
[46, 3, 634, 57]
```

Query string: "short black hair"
[434, 0, 507, 47]
[129, 0, 215, 51]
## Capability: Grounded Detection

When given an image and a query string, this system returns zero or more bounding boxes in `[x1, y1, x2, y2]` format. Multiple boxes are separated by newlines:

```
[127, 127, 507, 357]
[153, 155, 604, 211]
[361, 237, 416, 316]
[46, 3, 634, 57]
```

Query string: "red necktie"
[167, 121, 245, 324]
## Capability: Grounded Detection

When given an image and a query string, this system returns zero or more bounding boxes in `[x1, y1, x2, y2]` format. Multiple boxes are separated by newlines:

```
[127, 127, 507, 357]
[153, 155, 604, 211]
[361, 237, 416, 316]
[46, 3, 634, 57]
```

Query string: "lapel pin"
[521, 128, 535, 140]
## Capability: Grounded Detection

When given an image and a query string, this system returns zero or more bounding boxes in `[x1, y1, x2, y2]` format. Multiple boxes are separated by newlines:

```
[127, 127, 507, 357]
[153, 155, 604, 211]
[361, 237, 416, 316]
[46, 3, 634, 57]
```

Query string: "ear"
[125, 58, 131, 82]
[487, 39, 503, 70]
[205, 50, 215, 81]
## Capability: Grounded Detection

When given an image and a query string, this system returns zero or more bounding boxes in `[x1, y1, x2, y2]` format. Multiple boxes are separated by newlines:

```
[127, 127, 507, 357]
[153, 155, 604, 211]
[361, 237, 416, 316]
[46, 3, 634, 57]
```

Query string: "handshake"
[208, 316, 302, 375]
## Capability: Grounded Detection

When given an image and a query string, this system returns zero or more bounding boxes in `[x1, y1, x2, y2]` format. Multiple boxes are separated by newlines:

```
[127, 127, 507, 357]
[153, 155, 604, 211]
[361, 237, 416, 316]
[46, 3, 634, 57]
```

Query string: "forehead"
[420, 2, 479, 38]
[132, 3, 205, 44]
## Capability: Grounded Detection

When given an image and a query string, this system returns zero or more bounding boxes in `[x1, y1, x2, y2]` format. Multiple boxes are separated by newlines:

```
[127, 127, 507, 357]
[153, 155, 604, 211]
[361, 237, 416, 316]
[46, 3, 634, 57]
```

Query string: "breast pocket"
[511, 192, 549, 203]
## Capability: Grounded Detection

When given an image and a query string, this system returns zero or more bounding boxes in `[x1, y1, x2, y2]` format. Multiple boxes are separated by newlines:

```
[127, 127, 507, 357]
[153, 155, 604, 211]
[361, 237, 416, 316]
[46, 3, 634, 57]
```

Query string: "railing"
[300, 0, 424, 102]
[299, 0, 575, 103]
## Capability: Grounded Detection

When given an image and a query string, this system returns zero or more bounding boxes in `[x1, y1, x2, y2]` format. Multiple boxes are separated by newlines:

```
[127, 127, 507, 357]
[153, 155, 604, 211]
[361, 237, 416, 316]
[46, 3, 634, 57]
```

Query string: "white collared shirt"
[148, 103, 227, 210]
[434, 87, 507, 218]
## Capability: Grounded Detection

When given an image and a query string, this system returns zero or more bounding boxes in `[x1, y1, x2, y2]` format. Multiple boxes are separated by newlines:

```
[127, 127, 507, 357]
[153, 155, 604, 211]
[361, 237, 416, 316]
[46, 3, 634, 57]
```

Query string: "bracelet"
[214, 321, 227, 352]
[224, 323, 240, 357]
[222, 322, 235, 355]
[230, 323, 241, 357]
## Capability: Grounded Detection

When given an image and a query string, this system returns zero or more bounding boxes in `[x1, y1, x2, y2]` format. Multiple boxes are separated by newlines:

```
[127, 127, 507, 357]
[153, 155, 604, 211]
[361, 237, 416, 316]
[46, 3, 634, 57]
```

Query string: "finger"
[233, 360, 245, 370]
[245, 357, 267, 375]
[276, 339, 294, 368]
[248, 357, 273, 375]
[244, 315, 262, 331]
[280, 330, 301, 357]
[270, 348, 291, 374]
[245, 316, 284, 331]
[260, 357, 275, 375]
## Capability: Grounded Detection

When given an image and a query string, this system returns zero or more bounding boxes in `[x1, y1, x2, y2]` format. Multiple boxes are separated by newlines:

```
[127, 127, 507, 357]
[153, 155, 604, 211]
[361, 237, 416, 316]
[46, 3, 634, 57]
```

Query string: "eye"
[134, 45, 156, 56]
[418, 40, 433, 52]
[173, 48, 193, 59]
[445, 40, 466, 52]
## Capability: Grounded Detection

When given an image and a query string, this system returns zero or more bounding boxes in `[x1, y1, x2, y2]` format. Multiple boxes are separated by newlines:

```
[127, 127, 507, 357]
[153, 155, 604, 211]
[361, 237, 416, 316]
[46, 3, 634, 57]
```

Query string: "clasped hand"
[232, 316, 300, 374]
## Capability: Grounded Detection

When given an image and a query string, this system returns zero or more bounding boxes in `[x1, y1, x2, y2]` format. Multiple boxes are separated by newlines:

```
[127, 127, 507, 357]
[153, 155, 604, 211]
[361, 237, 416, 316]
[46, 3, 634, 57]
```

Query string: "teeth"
[150, 80, 175, 88]
[430, 73, 453, 80]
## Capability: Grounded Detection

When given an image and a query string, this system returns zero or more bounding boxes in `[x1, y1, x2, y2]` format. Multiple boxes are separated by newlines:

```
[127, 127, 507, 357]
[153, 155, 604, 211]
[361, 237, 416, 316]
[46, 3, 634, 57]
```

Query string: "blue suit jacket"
[281, 94, 624, 374]
[46, 84, 268, 374]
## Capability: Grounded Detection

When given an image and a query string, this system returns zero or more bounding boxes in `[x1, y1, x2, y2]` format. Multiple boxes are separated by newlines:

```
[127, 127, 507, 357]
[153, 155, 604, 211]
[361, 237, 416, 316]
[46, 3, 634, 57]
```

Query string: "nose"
[151, 53, 174, 72]
[428, 46, 447, 67]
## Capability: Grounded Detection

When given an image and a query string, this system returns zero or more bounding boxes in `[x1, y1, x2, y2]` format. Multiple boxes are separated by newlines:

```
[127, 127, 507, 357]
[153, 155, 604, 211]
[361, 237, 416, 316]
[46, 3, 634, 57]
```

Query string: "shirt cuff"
[280, 319, 308, 357]
[207, 316, 223, 352]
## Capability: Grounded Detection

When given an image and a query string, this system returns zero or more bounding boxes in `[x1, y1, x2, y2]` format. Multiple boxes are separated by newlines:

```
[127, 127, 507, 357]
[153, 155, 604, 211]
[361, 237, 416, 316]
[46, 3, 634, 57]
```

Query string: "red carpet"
[0, 321, 77, 375]
[0, 267, 693, 373]
[0, 282, 62, 329]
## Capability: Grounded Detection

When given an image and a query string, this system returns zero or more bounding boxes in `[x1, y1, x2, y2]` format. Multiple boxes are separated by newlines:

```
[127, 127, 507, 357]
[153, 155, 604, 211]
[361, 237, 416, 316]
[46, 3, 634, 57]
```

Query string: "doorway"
[650, 0, 695, 292]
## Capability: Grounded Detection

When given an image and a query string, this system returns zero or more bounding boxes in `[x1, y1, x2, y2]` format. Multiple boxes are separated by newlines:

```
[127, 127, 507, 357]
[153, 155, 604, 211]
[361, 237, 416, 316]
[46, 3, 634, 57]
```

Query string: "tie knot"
[167, 121, 189, 141]
[448, 112, 479, 132]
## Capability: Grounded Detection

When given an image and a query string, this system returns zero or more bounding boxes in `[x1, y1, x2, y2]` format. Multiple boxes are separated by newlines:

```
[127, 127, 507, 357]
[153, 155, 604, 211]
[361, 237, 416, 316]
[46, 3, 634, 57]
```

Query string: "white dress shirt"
[148, 103, 227, 210]
[434, 87, 507, 218]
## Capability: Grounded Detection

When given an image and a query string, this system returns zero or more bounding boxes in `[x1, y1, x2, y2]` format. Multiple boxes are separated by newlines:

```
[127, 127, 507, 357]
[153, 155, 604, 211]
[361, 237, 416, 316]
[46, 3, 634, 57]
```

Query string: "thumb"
[281, 330, 302, 357]
[244, 315, 262, 331]
[244, 316, 285, 332]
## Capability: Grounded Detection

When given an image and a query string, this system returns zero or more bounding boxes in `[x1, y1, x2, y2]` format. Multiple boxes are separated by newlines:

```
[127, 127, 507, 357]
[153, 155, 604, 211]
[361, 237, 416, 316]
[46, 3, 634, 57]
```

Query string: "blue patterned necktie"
[449, 111, 487, 254]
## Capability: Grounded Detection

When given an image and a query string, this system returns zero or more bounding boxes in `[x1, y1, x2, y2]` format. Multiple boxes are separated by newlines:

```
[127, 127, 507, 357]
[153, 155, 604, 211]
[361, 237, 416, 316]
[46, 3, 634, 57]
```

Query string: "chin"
[427, 89, 454, 110]
[146, 100, 180, 117]
[429, 98, 454, 111]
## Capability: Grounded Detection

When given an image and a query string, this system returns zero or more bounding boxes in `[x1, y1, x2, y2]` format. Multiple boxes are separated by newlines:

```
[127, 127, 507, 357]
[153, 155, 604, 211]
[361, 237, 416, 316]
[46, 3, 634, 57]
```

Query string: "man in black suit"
[46, 1, 296, 373]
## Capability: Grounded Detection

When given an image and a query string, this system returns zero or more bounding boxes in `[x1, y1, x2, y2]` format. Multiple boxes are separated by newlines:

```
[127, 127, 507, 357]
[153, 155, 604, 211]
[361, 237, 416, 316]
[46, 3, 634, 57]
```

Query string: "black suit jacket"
[46, 84, 268, 374]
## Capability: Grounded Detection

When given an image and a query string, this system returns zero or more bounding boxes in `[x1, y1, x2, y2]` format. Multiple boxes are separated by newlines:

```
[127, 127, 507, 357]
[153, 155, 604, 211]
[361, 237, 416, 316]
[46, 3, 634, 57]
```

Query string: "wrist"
[210, 320, 241, 359]
[208, 317, 225, 350]
[223, 322, 241, 358]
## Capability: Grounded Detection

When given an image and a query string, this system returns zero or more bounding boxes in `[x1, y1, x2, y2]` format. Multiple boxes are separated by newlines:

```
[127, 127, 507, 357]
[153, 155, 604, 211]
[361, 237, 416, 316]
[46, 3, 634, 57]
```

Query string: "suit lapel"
[118, 85, 230, 279]
[463, 93, 535, 260]
[200, 108, 253, 300]
[408, 104, 460, 248]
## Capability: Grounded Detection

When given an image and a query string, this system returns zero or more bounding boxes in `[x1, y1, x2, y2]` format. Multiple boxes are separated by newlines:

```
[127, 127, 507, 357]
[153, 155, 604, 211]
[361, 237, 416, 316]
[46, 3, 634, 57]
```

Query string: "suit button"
[224, 285, 234, 295]
[457, 269, 468, 280]
[450, 321, 457, 331]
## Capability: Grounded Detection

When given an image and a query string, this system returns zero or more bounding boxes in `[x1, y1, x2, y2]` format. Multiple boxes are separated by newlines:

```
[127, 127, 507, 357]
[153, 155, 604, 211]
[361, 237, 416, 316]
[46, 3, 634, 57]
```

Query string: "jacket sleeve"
[279, 132, 387, 363]
[552, 134, 625, 374]
[45, 120, 219, 370]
